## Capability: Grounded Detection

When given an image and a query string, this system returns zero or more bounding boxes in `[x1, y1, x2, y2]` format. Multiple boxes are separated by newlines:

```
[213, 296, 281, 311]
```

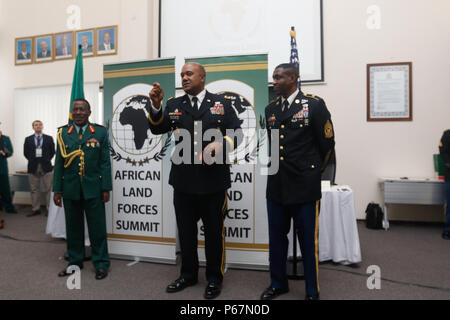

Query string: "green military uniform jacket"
[0, 135, 13, 175]
[53, 123, 112, 200]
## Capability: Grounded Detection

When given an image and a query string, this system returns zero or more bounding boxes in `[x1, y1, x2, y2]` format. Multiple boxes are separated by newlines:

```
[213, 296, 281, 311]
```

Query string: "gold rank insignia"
[324, 120, 334, 139]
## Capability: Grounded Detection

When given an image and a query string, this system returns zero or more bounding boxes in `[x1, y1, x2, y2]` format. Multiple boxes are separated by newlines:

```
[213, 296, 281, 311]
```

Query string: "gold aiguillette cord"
[57, 128, 85, 177]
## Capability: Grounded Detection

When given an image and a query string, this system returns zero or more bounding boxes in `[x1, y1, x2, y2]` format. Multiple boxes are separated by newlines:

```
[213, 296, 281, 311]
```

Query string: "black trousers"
[173, 189, 227, 283]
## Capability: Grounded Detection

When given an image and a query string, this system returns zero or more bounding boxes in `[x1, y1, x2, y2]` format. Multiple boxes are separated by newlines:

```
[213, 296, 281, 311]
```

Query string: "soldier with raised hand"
[53, 99, 112, 280]
[148, 62, 242, 299]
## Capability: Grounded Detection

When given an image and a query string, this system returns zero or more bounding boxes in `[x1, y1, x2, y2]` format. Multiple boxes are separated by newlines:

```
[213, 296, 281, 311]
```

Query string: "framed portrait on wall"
[34, 34, 53, 63]
[96, 25, 117, 56]
[15, 37, 33, 65]
[76, 29, 95, 57]
[367, 62, 412, 121]
[54, 31, 74, 60]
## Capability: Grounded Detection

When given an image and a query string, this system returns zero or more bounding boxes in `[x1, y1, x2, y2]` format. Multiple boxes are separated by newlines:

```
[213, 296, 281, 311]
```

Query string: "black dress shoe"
[260, 287, 289, 300]
[442, 231, 450, 240]
[6, 209, 18, 214]
[305, 293, 320, 300]
[58, 265, 82, 277]
[95, 268, 108, 280]
[166, 277, 198, 293]
[204, 282, 222, 299]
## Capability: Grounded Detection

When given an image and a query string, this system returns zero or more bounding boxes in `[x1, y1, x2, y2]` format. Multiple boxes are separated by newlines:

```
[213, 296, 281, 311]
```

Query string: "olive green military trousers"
[63, 196, 110, 270]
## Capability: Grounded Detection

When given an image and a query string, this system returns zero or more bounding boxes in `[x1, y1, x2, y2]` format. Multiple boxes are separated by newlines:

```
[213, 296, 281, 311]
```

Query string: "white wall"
[1, 0, 449, 222]
[303, 0, 450, 221]
[0, 0, 158, 172]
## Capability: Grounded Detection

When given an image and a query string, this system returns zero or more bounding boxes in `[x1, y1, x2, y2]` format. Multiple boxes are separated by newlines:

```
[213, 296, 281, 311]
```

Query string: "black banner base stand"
[287, 228, 305, 280]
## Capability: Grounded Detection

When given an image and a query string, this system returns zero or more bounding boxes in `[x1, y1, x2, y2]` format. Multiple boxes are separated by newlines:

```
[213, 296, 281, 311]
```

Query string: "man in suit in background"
[53, 99, 112, 280]
[148, 62, 242, 299]
[261, 63, 335, 301]
[0, 130, 17, 214]
[37, 40, 51, 58]
[56, 34, 71, 57]
[98, 31, 114, 52]
[439, 129, 450, 240]
[80, 35, 92, 54]
[17, 42, 31, 60]
[24, 120, 55, 217]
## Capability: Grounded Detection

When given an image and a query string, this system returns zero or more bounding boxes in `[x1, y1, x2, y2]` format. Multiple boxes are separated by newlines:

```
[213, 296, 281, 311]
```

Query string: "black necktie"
[78, 128, 83, 140]
[192, 97, 199, 110]
[36, 136, 41, 148]
[282, 100, 289, 112]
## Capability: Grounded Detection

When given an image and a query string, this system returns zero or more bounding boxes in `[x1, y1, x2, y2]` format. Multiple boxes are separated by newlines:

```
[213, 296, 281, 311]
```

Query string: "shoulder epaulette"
[168, 97, 174, 101]
[58, 124, 69, 129]
[93, 123, 106, 128]
[67, 125, 74, 134]
[304, 93, 321, 101]
[268, 97, 280, 105]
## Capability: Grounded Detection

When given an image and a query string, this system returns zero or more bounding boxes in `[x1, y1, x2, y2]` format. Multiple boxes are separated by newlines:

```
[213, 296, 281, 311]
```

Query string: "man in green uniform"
[0, 130, 18, 214]
[53, 99, 112, 280]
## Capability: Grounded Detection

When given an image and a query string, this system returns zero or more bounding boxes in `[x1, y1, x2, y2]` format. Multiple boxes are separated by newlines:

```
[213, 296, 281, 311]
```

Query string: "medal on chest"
[210, 102, 224, 115]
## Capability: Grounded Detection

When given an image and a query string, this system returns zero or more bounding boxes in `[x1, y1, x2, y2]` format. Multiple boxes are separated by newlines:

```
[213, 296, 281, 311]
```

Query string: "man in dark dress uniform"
[148, 62, 242, 299]
[261, 64, 335, 300]
[439, 129, 450, 240]
[53, 99, 112, 280]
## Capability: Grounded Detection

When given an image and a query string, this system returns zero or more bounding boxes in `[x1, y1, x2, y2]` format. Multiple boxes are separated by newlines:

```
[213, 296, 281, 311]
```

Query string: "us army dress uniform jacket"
[440, 129, 450, 182]
[148, 91, 242, 194]
[53, 123, 112, 199]
[265, 92, 335, 205]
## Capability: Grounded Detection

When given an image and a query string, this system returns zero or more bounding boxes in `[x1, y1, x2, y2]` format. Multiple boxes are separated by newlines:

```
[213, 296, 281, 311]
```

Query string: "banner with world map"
[103, 58, 176, 263]
[186, 54, 270, 269]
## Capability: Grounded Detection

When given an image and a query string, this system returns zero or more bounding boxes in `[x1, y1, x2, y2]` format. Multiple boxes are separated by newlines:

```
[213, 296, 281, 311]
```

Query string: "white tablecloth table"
[289, 185, 362, 265]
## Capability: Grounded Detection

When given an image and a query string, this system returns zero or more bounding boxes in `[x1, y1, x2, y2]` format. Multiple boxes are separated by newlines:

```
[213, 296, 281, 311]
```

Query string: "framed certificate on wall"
[367, 62, 412, 121]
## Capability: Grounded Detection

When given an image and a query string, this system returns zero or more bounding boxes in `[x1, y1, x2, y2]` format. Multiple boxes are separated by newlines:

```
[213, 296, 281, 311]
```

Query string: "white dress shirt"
[281, 89, 299, 110]
[151, 89, 207, 113]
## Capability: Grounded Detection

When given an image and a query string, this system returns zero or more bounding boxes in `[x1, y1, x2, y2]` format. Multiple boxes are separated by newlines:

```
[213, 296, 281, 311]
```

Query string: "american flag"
[290, 26, 301, 89]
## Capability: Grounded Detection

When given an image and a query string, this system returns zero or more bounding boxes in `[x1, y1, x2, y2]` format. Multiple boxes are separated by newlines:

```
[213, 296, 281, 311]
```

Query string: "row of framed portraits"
[15, 25, 118, 65]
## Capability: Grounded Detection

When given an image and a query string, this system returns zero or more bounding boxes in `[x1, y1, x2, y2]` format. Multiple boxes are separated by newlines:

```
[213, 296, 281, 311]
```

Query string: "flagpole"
[287, 26, 304, 281]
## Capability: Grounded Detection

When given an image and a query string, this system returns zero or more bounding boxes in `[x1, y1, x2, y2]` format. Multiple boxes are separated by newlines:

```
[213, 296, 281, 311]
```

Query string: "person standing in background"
[24, 120, 55, 217]
[439, 129, 450, 240]
[0, 130, 17, 214]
